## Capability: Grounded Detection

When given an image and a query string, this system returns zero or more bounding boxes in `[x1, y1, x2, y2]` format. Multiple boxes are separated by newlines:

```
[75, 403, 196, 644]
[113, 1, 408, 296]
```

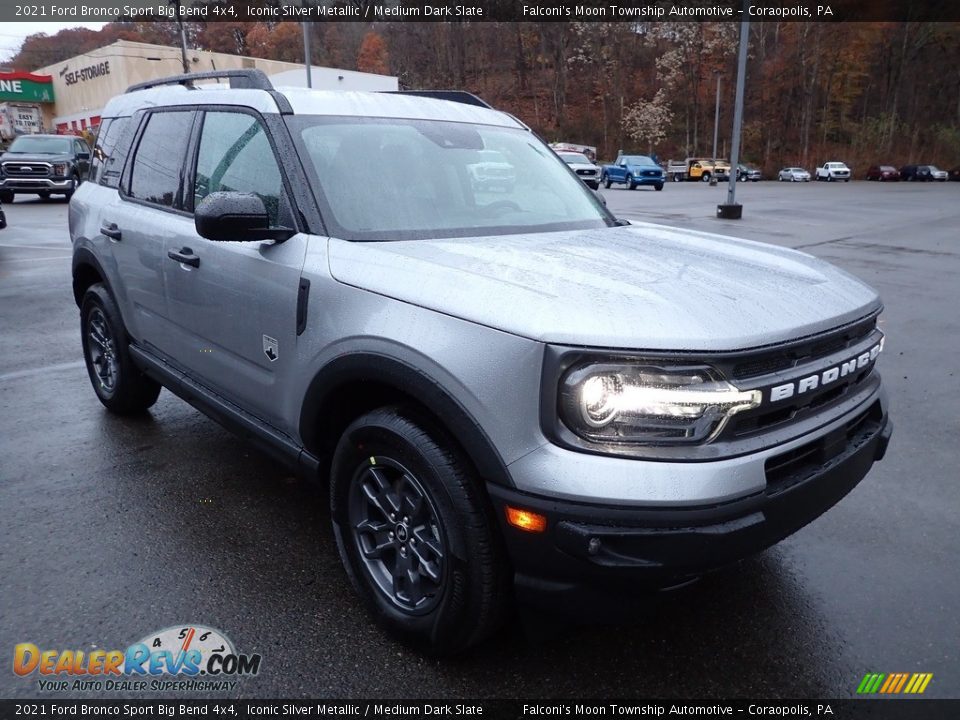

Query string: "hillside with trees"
[5, 20, 959, 171]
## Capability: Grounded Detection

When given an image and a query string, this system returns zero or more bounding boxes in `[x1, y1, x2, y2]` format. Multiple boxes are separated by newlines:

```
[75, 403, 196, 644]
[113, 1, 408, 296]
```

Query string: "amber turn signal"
[505, 506, 547, 533]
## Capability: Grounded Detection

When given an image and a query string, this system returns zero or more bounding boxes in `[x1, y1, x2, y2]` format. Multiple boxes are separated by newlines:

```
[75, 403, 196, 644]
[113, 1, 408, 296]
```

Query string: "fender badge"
[263, 335, 279, 362]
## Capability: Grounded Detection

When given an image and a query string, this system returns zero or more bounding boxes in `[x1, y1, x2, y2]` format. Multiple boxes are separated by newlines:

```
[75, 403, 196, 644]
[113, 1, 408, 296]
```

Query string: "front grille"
[764, 401, 882, 494]
[732, 314, 877, 380]
[642, 170, 661, 177]
[2, 162, 51, 178]
[576, 169, 597, 176]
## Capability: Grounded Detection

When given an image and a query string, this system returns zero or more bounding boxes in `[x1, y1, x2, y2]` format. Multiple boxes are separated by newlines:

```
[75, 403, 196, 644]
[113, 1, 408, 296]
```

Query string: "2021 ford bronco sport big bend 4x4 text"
[70, 70, 892, 653]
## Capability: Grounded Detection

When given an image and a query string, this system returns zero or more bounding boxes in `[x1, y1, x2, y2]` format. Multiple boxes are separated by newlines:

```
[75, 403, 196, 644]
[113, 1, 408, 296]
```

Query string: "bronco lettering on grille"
[769, 340, 883, 403]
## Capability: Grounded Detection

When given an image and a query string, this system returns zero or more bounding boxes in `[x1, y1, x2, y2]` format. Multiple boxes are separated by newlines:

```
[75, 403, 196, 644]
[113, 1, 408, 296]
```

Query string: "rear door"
[105, 109, 196, 347]
[162, 108, 307, 429]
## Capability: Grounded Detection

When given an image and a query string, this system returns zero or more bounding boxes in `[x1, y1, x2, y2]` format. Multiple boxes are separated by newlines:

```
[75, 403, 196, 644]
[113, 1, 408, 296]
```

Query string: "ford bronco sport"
[70, 70, 892, 653]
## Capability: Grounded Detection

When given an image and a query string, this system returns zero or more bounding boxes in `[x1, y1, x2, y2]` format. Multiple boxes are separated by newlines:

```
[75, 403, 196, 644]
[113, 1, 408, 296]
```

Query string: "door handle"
[167, 247, 200, 268]
[100, 222, 122, 241]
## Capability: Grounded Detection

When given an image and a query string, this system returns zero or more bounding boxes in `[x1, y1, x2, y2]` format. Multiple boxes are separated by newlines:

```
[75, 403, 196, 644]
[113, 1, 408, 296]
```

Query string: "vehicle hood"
[327, 223, 880, 351]
[0, 152, 73, 163]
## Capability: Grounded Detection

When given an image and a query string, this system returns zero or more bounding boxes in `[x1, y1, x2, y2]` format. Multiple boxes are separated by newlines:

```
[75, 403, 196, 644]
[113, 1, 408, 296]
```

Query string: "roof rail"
[126, 69, 274, 94]
[385, 90, 493, 109]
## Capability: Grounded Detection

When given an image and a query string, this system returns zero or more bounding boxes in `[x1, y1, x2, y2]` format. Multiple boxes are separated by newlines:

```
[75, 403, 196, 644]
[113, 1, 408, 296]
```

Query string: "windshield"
[622, 155, 654, 165]
[559, 152, 591, 164]
[8, 136, 72, 154]
[290, 116, 611, 241]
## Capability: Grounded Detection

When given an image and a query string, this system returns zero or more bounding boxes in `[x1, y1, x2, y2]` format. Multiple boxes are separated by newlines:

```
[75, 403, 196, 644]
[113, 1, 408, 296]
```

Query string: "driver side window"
[194, 111, 285, 225]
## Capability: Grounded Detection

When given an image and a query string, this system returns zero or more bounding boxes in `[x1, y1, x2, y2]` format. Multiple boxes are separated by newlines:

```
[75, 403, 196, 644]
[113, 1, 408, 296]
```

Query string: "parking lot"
[1, 180, 958, 699]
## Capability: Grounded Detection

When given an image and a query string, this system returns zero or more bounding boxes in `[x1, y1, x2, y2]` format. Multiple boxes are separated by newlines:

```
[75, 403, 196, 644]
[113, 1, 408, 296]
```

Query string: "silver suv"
[70, 71, 892, 653]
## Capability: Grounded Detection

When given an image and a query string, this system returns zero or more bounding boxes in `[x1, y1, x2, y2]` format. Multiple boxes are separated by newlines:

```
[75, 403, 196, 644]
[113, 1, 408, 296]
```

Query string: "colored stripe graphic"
[858, 672, 932, 694]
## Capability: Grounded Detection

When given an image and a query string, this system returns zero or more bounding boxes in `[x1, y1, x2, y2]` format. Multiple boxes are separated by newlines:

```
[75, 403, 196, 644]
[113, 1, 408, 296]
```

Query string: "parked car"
[666, 157, 731, 183]
[0, 133, 90, 202]
[557, 151, 601, 190]
[948, 166, 960, 182]
[601, 153, 665, 190]
[778, 167, 811, 182]
[927, 165, 948, 181]
[736, 164, 762, 182]
[899, 164, 935, 182]
[71, 69, 891, 653]
[815, 161, 851, 182]
[467, 150, 515, 192]
[865, 165, 900, 181]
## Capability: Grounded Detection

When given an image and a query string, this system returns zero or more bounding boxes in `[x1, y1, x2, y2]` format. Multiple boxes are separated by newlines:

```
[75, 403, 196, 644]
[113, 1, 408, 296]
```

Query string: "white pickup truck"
[816, 161, 852, 182]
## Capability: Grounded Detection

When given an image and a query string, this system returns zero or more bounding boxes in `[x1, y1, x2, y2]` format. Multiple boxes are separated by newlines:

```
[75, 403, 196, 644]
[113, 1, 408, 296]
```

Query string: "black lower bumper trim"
[489, 407, 891, 606]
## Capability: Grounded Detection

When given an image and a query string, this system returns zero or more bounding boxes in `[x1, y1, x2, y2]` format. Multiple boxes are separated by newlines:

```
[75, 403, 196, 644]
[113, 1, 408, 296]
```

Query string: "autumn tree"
[357, 31, 389, 75]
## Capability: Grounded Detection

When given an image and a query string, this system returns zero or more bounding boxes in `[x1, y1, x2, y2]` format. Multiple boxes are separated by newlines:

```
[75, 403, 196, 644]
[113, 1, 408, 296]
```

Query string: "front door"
[162, 109, 307, 430]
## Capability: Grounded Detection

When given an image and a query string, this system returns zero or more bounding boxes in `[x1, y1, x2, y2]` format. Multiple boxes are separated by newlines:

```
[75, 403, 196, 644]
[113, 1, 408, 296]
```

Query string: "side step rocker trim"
[128, 344, 321, 481]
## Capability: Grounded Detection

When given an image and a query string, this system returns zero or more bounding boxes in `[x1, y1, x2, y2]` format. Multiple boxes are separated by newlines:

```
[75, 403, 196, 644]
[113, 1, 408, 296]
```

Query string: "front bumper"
[490, 401, 890, 606]
[0, 177, 73, 192]
[633, 176, 664, 186]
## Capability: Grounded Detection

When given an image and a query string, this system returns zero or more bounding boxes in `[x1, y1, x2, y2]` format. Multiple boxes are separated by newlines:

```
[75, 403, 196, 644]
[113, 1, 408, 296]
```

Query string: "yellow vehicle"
[667, 157, 732, 182]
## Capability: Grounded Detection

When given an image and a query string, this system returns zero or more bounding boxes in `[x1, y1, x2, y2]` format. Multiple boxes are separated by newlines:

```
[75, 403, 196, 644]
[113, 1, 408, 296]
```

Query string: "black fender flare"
[299, 353, 514, 488]
[71, 246, 110, 307]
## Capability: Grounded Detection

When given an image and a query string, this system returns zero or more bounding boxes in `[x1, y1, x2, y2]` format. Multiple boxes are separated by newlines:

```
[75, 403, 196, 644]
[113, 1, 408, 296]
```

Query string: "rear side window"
[193, 111, 284, 224]
[128, 111, 194, 208]
[97, 118, 133, 189]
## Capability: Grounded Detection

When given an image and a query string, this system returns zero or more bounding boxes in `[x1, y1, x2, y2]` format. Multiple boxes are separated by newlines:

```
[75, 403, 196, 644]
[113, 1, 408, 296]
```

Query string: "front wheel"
[81, 283, 161, 414]
[603, 174, 611, 189]
[64, 173, 80, 200]
[654, 183, 664, 191]
[0, 189, 13, 204]
[701, 172, 711, 183]
[625, 174, 635, 189]
[330, 407, 509, 654]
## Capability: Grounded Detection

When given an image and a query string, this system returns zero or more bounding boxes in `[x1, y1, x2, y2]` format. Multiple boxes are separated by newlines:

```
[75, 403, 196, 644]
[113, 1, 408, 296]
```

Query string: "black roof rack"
[385, 90, 492, 109]
[126, 69, 275, 94]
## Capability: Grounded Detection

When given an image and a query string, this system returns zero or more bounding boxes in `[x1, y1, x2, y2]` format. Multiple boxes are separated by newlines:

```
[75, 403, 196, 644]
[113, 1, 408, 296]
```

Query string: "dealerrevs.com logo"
[13, 625, 261, 692]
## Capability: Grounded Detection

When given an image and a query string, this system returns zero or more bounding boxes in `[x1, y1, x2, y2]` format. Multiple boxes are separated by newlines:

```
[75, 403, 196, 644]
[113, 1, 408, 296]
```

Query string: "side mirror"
[77, 151, 90, 160]
[194, 192, 294, 242]
[619, 162, 627, 168]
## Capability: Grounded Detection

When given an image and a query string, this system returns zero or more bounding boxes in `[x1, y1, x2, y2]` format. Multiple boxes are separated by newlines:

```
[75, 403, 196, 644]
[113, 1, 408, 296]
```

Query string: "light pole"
[710, 71, 721, 187]
[717, 9, 750, 219]
[302, 22, 312, 88]
[167, 0, 189, 74]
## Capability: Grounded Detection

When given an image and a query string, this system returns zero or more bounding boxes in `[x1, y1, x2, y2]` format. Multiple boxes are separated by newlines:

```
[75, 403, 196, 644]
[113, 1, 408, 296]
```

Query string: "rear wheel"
[80, 283, 161, 414]
[330, 407, 509, 654]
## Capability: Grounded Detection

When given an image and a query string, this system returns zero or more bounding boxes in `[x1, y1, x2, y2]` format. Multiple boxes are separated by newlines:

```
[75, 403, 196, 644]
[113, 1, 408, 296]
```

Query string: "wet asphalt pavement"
[1, 181, 958, 700]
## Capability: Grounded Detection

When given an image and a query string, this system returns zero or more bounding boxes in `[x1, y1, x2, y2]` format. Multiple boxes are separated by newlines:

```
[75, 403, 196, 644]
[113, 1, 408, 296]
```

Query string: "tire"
[64, 173, 79, 200]
[827, 174, 834, 182]
[701, 172, 711, 183]
[602, 174, 611, 189]
[654, 183, 664, 191]
[330, 407, 509, 654]
[625, 174, 635, 190]
[0, 190, 13, 204]
[80, 283, 161, 414]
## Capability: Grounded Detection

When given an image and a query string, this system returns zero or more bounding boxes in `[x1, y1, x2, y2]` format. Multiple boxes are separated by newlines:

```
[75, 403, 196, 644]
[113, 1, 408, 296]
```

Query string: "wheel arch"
[72, 247, 109, 308]
[299, 353, 515, 490]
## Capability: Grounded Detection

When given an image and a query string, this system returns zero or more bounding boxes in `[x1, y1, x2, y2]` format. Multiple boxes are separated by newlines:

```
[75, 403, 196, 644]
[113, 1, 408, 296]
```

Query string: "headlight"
[52, 163, 68, 177]
[559, 362, 760, 445]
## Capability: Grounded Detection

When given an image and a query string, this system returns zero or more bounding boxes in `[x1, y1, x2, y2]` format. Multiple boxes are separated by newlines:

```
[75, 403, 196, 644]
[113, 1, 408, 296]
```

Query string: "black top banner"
[5, 0, 960, 23]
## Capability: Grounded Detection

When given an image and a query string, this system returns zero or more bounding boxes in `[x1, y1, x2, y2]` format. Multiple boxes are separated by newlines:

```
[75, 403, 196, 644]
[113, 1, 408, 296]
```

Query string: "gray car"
[70, 70, 891, 653]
